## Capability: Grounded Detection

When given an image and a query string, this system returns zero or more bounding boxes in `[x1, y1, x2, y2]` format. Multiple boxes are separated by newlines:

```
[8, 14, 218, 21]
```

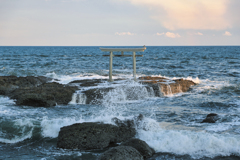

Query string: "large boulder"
[98, 146, 144, 160]
[0, 76, 51, 95]
[57, 122, 136, 150]
[139, 76, 196, 95]
[10, 82, 78, 107]
[121, 138, 155, 159]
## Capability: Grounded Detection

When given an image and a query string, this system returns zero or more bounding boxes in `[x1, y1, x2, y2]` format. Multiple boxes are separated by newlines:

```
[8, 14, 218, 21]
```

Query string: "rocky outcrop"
[82, 87, 114, 104]
[139, 76, 196, 95]
[0, 76, 77, 107]
[10, 82, 78, 107]
[121, 138, 155, 159]
[0, 75, 196, 106]
[201, 113, 219, 123]
[0, 76, 51, 95]
[57, 122, 136, 150]
[98, 146, 144, 160]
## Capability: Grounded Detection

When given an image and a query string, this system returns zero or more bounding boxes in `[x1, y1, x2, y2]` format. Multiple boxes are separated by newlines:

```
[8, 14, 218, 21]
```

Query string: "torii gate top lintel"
[100, 46, 146, 52]
[100, 46, 146, 82]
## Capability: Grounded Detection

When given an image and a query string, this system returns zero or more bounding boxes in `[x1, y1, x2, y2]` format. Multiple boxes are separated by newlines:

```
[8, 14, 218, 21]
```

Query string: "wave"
[0, 119, 34, 144]
[137, 118, 240, 159]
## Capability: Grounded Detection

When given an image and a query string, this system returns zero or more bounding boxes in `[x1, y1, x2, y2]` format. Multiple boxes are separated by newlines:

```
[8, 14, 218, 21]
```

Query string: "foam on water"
[41, 117, 84, 138]
[137, 118, 240, 159]
[45, 72, 132, 84]
[69, 93, 87, 104]
[205, 123, 231, 132]
[0, 96, 15, 105]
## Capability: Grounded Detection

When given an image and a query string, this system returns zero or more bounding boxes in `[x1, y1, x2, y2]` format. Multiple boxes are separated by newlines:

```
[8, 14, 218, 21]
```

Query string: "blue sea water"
[0, 46, 240, 160]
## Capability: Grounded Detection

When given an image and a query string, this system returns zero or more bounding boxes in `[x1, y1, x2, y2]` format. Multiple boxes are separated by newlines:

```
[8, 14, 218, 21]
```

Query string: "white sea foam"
[45, 72, 131, 84]
[137, 118, 240, 159]
[0, 96, 15, 105]
[205, 123, 231, 132]
[41, 117, 84, 138]
[69, 93, 87, 104]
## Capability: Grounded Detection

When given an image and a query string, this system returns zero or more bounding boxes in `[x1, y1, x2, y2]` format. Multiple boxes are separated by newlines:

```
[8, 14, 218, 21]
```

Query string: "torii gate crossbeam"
[100, 46, 146, 82]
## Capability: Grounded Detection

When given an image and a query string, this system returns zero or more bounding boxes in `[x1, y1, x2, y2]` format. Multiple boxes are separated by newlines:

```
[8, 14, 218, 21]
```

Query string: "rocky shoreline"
[1, 76, 222, 159]
[0, 75, 197, 107]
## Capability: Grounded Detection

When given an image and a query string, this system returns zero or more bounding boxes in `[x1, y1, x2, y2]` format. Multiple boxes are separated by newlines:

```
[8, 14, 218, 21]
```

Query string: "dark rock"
[82, 87, 114, 104]
[121, 138, 155, 159]
[201, 113, 219, 123]
[10, 82, 78, 107]
[69, 79, 106, 87]
[98, 146, 144, 160]
[111, 117, 134, 128]
[0, 76, 51, 95]
[57, 122, 136, 150]
[112, 114, 144, 129]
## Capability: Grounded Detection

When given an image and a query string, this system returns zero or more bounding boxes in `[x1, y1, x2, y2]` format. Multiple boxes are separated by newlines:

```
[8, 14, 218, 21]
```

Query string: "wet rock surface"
[98, 146, 144, 160]
[121, 138, 155, 159]
[0, 76, 77, 107]
[82, 87, 114, 104]
[201, 113, 219, 123]
[139, 76, 196, 95]
[57, 122, 136, 150]
[0, 76, 51, 95]
[0, 76, 196, 106]
[10, 82, 78, 107]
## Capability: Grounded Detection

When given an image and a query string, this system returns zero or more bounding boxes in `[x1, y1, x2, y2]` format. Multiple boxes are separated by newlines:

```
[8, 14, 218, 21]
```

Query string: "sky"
[0, 0, 239, 46]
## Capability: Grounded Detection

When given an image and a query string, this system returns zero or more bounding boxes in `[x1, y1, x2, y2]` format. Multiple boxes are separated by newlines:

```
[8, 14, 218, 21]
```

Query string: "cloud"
[223, 31, 232, 36]
[156, 32, 180, 38]
[188, 32, 203, 36]
[156, 32, 164, 36]
[195, 32, 203, 36]
[165, 32, 180, 38]
[115, 32, 135, 36]
[126, 0, 231, 30]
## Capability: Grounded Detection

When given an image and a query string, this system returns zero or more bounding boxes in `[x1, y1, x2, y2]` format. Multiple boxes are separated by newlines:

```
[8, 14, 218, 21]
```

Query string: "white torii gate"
[100, 46, 146, 82]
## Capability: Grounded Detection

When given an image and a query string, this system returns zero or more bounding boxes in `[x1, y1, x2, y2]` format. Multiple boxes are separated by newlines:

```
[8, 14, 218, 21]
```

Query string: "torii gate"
[100, 46, 146, 82]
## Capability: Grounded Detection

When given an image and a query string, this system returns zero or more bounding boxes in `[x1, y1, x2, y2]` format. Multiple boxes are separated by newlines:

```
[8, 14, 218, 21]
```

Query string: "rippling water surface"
[0, 46, 240, 160]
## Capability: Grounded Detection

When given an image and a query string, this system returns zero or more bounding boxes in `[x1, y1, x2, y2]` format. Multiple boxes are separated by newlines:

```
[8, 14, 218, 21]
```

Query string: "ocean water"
[0, 46, 240, 160]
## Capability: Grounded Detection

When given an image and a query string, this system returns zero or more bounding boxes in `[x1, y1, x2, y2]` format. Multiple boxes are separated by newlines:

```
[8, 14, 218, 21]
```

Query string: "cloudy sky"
[0, 0, 239, 46]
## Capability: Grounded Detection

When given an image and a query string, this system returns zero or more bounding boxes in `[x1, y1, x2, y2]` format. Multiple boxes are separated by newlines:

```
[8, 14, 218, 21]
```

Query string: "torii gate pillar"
[100, 46, 146, 82]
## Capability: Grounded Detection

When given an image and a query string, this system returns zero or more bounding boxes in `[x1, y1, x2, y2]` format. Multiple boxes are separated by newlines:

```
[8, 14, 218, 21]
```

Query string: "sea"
[0, 46, 240, 160]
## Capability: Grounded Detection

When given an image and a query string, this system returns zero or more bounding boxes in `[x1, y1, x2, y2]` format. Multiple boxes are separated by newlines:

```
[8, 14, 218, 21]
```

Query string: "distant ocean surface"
[0, 46, 240, 160]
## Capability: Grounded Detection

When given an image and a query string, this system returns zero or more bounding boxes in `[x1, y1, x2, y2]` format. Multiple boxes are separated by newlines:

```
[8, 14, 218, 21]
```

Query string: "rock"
[112, 114, 144, 129]
[10, 82, 78, 107]
[0, 76, 51, 95]
[201, 113, 219, 123]
[69, 79, 106, 87]
[111, 117, 134, 128]
[82, 87, 114, 104]
[57, 122, 136, 150]
[121, 138, 155, 159]
[98, 146, 144, 160]
[139, 76, 196, 96]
